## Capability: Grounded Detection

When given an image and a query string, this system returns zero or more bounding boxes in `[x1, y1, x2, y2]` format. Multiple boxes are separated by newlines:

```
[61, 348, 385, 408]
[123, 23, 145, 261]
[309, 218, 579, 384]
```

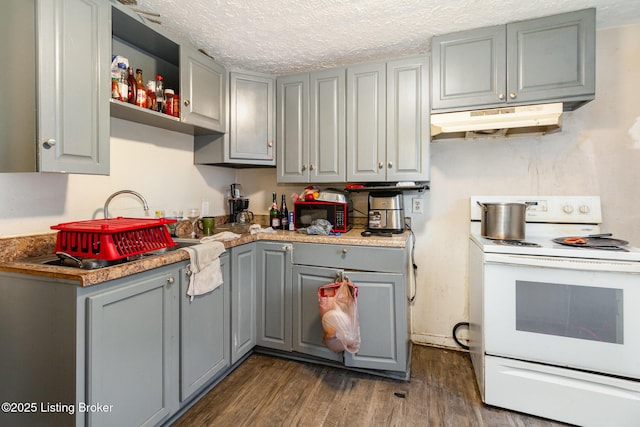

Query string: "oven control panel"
[470, 196, 602, 223]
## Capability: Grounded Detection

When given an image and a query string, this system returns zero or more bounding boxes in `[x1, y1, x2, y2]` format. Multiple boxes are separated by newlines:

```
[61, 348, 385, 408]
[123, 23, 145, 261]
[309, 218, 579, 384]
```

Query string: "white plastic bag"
[318, 280, 360, 353]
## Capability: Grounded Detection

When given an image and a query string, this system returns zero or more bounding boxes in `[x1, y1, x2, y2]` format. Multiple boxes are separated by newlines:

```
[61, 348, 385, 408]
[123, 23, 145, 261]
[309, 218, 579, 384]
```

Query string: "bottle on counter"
[280, 194, 289, 230]
[127, 66, 137, 105]
[135, 69, 147, 108]
[270, 192, 280, 229]
[155, 75, 164, 113]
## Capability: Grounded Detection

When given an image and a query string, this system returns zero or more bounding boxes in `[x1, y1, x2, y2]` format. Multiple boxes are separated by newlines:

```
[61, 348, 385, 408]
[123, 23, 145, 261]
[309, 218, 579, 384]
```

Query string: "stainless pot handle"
[476, 201, 487, 210]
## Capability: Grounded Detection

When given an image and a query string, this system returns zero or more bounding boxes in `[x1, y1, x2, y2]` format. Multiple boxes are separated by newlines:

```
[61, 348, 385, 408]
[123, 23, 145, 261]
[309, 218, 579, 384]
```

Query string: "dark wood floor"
[172, 345, 570, 426]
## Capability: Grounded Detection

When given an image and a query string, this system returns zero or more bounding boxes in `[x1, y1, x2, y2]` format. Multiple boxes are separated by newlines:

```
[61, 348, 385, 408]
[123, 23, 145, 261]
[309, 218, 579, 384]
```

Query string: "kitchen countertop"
[0, 227, 410, 287]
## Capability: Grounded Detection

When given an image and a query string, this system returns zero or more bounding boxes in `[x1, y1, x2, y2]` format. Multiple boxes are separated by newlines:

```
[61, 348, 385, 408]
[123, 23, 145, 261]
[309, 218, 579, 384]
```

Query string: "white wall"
[1, 23, 638, 351]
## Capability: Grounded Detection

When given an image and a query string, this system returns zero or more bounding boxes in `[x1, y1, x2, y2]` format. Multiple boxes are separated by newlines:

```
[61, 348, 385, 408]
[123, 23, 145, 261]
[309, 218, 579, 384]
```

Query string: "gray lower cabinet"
[1, 0, 110, 174]
[292, 264, 344, 362]
[256, 242, 293, 351]
[432, 8, 595, 111]
[230, 244, 257, 364]
[179, 253, 230, 403]
[86, 266, 181, 427]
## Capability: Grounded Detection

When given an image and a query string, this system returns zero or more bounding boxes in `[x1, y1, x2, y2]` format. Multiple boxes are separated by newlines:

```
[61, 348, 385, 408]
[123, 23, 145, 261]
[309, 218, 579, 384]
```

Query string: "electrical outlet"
[412, 198, 424, 214]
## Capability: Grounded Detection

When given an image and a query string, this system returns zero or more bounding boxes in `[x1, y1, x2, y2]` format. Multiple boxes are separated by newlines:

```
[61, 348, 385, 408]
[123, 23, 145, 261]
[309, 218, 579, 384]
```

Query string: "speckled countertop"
[0, 227, 409, 287]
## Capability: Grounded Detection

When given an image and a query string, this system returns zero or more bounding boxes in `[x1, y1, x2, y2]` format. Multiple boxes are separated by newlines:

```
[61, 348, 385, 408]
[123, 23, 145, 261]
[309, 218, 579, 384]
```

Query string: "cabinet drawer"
[292, 243, 406, 273]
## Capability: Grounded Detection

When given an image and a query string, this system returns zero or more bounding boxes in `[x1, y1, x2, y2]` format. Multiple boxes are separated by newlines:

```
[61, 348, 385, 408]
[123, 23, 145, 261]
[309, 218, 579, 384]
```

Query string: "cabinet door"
[231, 245, 257, 364]
[37, 0, 110, 174]
[292, 265, 343, 362]
[507, 8, 595, 105]
[346, 62, 386, 182]
[230, 72, 275, 163]
[309, 68, 346, 183]
[86, 268, 179, 427]
[386, 56, 430, 182]
[431, 25, 506, 111]
[277, 73, 309, 183]
[180, 254, 230, 402]
[344, 271, 408, 372]
[256, 242, 292, 351]
[180, 45, 226, 132]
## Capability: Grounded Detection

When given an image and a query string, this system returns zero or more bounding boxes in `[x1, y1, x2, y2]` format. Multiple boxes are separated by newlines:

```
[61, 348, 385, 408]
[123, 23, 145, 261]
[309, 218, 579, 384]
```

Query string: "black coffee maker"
[228, 184, 251, 224]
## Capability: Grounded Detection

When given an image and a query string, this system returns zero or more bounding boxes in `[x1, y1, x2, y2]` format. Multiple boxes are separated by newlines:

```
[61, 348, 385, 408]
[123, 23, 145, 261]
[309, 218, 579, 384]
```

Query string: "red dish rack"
[51, 217, 178, 260]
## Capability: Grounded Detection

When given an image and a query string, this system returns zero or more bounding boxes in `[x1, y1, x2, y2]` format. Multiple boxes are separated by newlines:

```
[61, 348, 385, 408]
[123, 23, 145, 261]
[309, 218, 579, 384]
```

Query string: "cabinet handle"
[509, 92, 516, 99]
[309, 164, 314, 171]
[167, 276, 175, 285]
[282, 245, 291, 251]
[183, 99, 191, 106]
[378, 162, 384, 169]
[301, 164, 307, 172]
[388, 161, 392, 169]
[498, 93, 505, 100]
[341, 248, 348, 254]
[43, 139, 56, 149]
[267, 140, 273, 148]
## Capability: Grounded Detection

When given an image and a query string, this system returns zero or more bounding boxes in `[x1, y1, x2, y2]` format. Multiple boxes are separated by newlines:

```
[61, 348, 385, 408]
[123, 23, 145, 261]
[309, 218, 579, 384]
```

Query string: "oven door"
[483, 253, 640, 379]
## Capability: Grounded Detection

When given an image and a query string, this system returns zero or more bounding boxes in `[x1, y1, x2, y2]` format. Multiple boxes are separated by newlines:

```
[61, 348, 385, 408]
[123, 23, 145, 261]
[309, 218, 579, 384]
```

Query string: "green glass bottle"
[269, 192, 280, 228]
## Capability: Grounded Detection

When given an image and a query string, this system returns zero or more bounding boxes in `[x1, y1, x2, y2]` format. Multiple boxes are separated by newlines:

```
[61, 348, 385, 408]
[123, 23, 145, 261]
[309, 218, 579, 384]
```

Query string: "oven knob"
[562, 204, 574, 214]
[579, 204, 590, 214]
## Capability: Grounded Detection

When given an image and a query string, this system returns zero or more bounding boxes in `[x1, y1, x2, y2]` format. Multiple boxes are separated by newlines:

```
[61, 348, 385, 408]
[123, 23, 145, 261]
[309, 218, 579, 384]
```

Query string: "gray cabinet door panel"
[507, 8, 595, 103]
[37, 0, 110, 174]
[277, 74, 309, 183]
[292, 265, 343, 362]
[347, 62, 386, 182]
[230, 72, 275, 162]
[432, 25, 506, 110]
[256, 242, 292, 351]
[180, 45, 226, 132]
[180, 254, 230, 402]
[386, 56, 430, 182]
[86, 268, 179, 427]
[231, 245, 257, 364]
[344, 271, 407, 372]
[309, 68, 346, 182]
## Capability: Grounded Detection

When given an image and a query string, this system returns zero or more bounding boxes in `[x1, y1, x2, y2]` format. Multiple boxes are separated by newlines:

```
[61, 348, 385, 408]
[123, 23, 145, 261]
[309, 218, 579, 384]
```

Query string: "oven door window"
[516, 281, 623, 344]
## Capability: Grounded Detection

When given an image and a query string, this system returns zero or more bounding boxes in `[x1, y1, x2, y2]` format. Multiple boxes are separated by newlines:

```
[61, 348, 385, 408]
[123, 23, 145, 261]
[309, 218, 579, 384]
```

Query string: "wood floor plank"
[172, 346, 571, 427]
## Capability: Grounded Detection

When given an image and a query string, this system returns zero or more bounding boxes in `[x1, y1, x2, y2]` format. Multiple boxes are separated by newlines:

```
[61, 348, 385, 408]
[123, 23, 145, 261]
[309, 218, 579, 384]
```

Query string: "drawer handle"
[167, 276, 175, 285]
[43, 138, 56, 149]
[341, 248, 348, 254]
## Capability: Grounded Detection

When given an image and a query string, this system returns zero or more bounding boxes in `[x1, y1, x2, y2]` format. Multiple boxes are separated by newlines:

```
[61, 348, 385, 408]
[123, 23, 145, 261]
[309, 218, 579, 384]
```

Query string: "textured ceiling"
[134, 0, 640, 75]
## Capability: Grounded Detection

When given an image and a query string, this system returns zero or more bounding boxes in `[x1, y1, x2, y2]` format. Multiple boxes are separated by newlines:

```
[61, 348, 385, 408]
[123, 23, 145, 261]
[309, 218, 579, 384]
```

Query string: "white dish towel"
[181, 241, 226, 301]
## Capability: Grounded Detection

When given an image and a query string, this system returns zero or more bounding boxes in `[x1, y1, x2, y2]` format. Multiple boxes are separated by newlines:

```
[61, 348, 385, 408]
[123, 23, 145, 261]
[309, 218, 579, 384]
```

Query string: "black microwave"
[293, 201, 353, 233]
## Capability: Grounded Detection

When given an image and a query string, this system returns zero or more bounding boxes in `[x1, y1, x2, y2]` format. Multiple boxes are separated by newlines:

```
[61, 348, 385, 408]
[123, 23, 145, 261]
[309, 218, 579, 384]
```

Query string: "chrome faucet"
[104, 190, 150, 219]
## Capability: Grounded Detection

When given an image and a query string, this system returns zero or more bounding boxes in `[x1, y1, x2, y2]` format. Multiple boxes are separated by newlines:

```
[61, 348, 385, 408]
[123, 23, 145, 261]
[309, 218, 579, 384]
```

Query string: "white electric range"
[468, 196, 640, 427]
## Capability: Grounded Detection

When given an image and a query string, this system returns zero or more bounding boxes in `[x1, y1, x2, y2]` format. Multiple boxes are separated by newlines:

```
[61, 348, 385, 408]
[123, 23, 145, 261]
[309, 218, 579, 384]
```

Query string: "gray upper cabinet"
[386, 57, 430, 182]
[1, 0, 110, 174]
[195, 71, 275, 166]
[347, 57, 430, 182]
[180, 45, 227, 133]
[110, 2, 227, 136]
[432, 8, 595, 111]
[277, 73, 309, 182]
[346, 62, 386, 182]
[229, 72, 275, 163]
[277, 69, 346, 183]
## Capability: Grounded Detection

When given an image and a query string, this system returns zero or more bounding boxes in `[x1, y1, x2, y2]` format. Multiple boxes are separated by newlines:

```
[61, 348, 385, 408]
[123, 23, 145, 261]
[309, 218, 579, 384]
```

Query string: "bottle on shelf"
[280, 194, 289, 230]
[127, 66, 137, 105]
[164, 89, 174, 116]
[270, 192, 281, 229]
[135, 69, 147, 108]
[155, 75, 164, 113]
[117, 62, 128, 102]
[146, 80, 156, 109]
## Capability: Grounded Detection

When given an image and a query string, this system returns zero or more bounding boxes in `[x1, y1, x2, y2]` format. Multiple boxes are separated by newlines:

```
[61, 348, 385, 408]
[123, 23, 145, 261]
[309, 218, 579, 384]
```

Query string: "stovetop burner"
[492, 240, 542, 248]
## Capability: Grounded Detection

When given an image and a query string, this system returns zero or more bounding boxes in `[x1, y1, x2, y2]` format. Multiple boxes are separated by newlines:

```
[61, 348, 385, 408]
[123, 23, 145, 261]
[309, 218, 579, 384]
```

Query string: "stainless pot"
[477, 201, 527, 240]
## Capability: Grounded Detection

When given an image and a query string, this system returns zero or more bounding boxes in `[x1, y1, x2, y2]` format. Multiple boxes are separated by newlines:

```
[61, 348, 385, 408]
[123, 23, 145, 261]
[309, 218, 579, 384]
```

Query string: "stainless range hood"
[430, 103, 563, 139]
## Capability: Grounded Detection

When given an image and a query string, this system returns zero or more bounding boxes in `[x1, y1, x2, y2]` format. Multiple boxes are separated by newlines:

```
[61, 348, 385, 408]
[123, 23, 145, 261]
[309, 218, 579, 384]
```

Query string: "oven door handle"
[484, 253, 640, 273]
